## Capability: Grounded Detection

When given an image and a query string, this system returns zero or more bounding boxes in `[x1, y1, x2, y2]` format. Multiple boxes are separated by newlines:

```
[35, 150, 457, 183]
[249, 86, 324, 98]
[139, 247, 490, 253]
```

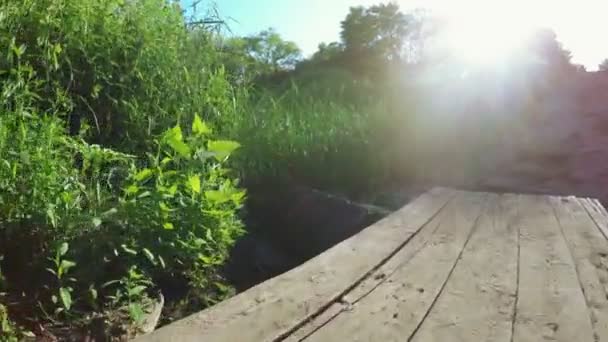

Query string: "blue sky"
[182, 0, 370, 56]
[181, 0, 608, 69]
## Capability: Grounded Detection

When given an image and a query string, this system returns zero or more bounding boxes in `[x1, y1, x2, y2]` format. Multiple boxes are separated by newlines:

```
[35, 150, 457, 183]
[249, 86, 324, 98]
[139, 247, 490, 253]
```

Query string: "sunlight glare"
[436, 1, 542, 67]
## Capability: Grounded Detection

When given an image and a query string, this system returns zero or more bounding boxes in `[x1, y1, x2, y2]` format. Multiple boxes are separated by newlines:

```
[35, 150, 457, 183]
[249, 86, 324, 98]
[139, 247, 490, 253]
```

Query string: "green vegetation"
[0, 0, 585, 338]
[0, 0, 245, 337]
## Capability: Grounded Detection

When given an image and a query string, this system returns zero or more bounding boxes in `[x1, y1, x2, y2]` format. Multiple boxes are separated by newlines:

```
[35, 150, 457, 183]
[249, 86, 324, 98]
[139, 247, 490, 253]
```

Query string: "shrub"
[0, 111, 244, 328]
[113, 115, 245, 291]
[0, 0, 245, 332]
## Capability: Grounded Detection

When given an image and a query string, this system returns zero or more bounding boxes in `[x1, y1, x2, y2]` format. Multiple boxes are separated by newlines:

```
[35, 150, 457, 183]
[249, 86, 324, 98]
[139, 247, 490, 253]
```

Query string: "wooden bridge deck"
[138, 188, 608, 342]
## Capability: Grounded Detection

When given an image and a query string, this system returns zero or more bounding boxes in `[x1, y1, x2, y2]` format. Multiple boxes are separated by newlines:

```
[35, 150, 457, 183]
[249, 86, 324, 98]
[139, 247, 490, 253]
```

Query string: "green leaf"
[125, 184, 139, 195]
[205, 190, 230, 204]
[205, 228, 214, 242]
[187, 174, 201, 194]
[102, 280, 120, 288]
[121, 245, 137, 255]
[60, 191, 73, 204]
[128, 303, 145, 323]
[134, 168, 153, 182]
[198, 254, 213, 264]
[102, 208, 118, 217]
[163, 222, 174, 230]
[207, 140, 240, 160]
[47, 208, 57, 228]
[167, 184, 178, 195]
[92, 217, 102, 228]
[165, 125, 183, 142]
[158, 256, 166, 269]
[164, 126, 191, 158]
[137, 191, 152, 199]
[92, 84, 102, 99]
[59, 287, 72, 310]
[169, 140, 191, 158]
[88, 287, 98, 301]
[142, 248, 155, 264]
[59, 260, 76, 277]
[128, 285, 147, 297]
[192, 114, 212, 136]
[58, 242, 69, 257]
[214, 282, 231, 294]
[231, 190, 246, 204]
[159, 202, 170, 212]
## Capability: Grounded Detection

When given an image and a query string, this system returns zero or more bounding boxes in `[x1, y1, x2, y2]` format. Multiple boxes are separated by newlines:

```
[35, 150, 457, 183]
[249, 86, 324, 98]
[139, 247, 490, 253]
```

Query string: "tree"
[599, 59, 608, 71]
[524, 29, 573, 71]
[340, 3, 411, 61]
[243, 28, 302, 73]
[218, 29, 301, 81]
[311, 42, 345, 63]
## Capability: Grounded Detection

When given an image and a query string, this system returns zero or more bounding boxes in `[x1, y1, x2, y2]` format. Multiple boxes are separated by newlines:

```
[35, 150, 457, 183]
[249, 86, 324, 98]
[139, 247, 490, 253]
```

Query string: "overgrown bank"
[0, 0, 249, 339]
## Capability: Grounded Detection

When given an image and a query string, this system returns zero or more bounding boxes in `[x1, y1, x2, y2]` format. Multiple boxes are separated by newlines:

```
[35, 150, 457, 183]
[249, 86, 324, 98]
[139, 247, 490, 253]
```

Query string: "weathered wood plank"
[579, 198, 608, 299]
[285, 189, 461, 342]
[303, 191, 486, 342]
[137, 188, 455, 342]
[552, 197, 608, 341]
[580, 197, 608, 240]
[513, 195, 595, 342]
[409, 194, 518, 342]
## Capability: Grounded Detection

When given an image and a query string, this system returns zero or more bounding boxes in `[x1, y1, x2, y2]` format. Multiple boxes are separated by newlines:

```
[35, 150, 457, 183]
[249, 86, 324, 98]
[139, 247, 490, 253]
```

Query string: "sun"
[435, 1, 540, 67]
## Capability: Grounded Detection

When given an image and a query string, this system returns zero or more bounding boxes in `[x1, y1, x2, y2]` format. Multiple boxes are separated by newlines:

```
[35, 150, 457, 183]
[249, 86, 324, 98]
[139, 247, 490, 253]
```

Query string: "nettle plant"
[117, 114, 245, 291]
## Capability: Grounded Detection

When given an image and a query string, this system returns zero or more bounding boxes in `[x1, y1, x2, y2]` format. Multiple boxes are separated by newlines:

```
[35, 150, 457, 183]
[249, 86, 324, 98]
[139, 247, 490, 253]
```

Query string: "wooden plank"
[137, 188, 455, 342]
[512, 195, 595, 342]
[285, 189, 460, 342]
[552, 197, 608, 341]
[579, 199, 608, 296]
[284, 302, 347, 342]
[409, 194, 518, 342]
[580, 197, 608, 240]
[303, 191, 487, 342]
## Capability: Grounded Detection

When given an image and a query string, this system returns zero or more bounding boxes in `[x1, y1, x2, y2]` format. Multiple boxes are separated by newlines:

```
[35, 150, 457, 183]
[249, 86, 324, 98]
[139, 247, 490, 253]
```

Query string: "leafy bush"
[0, 0, 245, 334]
[0, 112, 244, 328]
[114, 115, 245, 291]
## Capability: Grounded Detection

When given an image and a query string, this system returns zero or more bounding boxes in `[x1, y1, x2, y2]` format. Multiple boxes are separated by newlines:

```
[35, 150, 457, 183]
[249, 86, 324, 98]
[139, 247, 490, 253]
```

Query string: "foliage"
[0, 0, 227, 152]
[104, 266, 153, 324]
[0, 0, 245, 336]
[219, 29, 301, 81]
[243, 29, 302, 71]
[47, 242, 77, 314]
[222, 80, 392, 197]
[115, 115, 245, 290]
[340, 3, 412, 62]
[0, 303, 30, 342]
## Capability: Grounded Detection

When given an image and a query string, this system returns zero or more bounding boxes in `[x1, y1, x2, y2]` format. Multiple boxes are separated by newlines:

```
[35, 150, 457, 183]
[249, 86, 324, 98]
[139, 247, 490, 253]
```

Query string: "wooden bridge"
[138, 188, 608, 342]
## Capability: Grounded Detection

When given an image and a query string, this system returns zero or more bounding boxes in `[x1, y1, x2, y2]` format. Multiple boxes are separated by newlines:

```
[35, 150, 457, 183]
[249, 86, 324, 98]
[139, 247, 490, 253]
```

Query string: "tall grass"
[220, 73, 396, 197]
